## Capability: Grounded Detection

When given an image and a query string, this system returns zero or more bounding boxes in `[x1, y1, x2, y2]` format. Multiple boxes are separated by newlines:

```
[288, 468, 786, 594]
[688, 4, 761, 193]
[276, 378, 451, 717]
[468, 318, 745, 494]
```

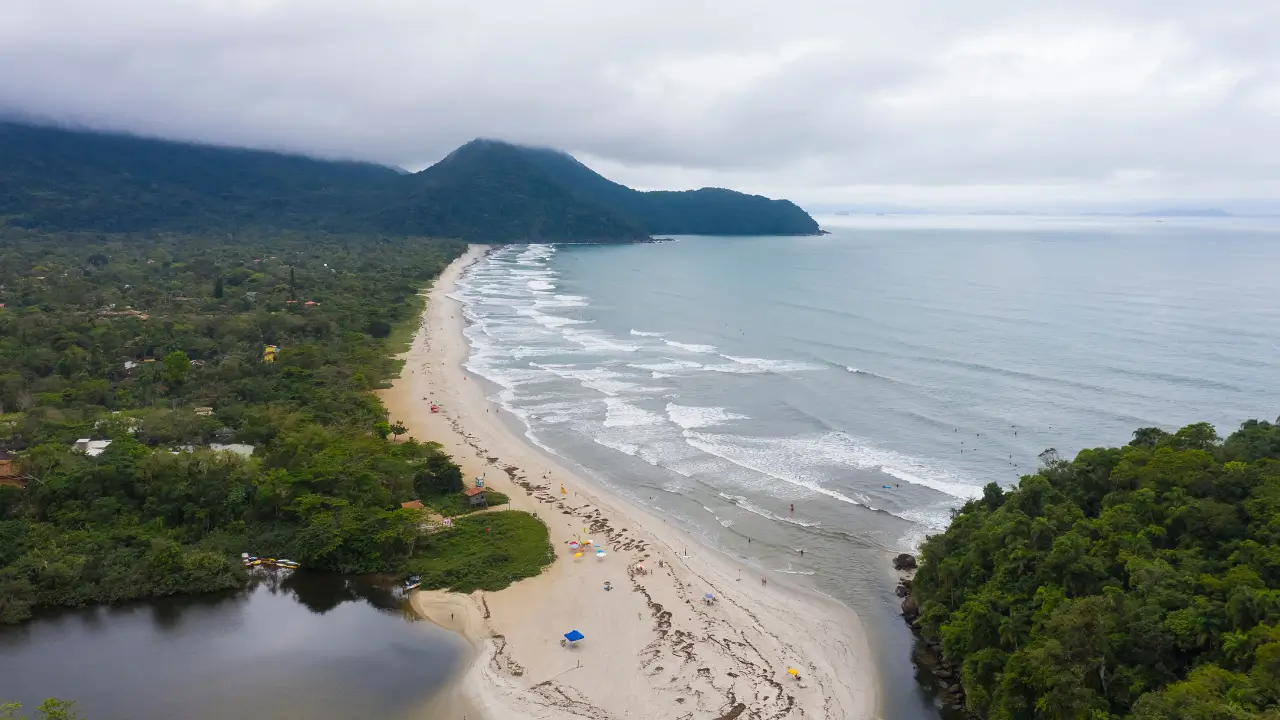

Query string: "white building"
[72, 439, 112, 456]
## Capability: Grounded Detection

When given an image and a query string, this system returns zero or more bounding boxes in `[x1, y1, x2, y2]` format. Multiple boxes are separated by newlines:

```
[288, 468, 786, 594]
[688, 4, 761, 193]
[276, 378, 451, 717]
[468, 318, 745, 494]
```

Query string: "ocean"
[449, 214, 1280, 718]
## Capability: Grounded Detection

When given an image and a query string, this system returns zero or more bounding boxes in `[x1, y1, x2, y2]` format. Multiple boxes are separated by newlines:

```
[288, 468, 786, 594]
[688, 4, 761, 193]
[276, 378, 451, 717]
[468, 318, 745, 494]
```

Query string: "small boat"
[404, 575, 422, 591]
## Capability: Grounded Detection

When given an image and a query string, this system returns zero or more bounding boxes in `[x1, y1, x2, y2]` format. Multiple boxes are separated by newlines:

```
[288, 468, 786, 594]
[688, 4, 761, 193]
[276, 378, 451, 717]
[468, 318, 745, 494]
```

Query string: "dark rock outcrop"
[893, 553, 917, 571]
[901, 595, 920, 620]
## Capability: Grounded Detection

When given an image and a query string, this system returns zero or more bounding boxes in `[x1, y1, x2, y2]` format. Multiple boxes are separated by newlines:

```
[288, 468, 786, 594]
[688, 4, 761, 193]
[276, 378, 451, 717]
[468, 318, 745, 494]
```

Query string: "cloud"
[1, 0, 1278, 206]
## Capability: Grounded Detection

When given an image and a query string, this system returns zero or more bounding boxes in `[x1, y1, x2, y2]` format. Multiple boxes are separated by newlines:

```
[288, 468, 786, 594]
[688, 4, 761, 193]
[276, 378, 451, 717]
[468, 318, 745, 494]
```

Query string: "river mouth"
[0, 571, 466, 719]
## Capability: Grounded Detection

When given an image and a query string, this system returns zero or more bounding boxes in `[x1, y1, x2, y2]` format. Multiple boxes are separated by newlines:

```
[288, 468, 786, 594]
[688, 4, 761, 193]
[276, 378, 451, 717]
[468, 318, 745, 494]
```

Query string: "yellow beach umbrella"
[787, 667, 799, 677]
[573, 552, 583, 558]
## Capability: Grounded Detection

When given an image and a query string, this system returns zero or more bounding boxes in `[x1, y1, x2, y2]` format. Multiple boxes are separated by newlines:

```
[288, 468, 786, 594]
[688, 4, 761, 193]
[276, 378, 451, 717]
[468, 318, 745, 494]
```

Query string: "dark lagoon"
[0, 571, 464, 720]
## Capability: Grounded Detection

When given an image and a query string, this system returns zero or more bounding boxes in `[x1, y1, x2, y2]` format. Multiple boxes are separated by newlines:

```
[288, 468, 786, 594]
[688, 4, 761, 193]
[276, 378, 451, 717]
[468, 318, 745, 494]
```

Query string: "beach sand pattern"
[380, 246, 877, 720]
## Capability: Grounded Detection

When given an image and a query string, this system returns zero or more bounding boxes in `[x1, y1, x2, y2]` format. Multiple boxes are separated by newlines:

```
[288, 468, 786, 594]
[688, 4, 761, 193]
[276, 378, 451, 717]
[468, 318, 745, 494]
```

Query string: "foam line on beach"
[376, 244, 879, 720]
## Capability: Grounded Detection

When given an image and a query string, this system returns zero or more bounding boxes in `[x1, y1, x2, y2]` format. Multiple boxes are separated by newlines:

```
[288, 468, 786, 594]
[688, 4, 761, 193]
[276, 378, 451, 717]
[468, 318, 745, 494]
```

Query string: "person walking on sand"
[762, 577, 767, 587]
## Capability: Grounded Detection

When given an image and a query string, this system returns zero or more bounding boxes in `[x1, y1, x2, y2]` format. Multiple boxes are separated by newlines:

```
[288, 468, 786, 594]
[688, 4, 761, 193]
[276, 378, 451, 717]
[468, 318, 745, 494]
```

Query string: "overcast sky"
[2, 0, 1278, 208]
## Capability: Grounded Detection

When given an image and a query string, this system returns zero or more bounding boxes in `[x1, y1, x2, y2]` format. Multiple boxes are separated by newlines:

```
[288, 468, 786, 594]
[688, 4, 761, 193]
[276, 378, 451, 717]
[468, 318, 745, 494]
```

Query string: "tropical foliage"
[0, 699, 82, 720]
[911, 419, 1280, 719]
[0, 229, 550, 624]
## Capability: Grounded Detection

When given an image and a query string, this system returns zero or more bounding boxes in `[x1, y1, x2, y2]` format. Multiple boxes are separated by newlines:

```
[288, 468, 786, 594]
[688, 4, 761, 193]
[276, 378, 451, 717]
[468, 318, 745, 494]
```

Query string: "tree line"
[910, 418, 1280, 719]
[0, 227, 555, 624]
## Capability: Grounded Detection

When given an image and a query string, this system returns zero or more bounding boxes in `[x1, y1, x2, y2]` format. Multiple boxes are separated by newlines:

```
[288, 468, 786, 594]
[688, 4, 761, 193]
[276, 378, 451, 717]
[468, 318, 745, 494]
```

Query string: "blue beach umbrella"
[564, 630, 585, 642]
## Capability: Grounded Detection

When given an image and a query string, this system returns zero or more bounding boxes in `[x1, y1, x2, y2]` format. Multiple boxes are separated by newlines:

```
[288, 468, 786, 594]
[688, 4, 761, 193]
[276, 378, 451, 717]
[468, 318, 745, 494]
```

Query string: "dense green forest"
[910, 419, 1280, 719]
[0, 122, 819, 241]
[0, 228, 552, 624]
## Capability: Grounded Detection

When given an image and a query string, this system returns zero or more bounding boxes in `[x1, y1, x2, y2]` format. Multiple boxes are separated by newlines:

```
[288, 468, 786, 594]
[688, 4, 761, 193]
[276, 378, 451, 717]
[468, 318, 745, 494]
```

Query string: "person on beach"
[762, 577, 767, 587]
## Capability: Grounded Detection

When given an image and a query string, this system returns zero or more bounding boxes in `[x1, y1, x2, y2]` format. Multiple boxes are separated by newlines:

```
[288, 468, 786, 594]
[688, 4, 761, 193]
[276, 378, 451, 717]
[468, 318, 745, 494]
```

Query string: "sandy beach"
[380, 245, 879, 720]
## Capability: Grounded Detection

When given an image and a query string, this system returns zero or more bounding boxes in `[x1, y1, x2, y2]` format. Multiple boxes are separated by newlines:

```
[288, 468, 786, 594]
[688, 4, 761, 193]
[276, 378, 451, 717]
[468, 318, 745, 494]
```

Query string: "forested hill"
[0, 122, 821, 240]
[511, 142, 820, 235]
[908, 418, 1280, 719]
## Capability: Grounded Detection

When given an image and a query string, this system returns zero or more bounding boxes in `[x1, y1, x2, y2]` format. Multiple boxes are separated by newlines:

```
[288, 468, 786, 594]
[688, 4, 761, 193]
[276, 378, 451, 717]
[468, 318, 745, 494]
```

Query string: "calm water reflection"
[0, 572, 464, 720]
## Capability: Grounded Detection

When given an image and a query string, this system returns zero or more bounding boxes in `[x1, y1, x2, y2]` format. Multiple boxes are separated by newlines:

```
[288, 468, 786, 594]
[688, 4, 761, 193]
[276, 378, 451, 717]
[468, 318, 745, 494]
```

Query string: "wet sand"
[381, 245, 879, 719]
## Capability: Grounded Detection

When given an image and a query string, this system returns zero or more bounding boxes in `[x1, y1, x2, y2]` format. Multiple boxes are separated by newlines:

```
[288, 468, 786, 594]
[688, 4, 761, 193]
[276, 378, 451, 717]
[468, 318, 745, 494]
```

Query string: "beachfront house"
[464, 486, 488, 508]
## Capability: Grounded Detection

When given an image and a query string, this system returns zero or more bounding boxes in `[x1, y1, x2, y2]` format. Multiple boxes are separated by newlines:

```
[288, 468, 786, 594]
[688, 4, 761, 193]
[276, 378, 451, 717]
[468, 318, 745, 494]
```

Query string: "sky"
[2, 0, 1279, 210]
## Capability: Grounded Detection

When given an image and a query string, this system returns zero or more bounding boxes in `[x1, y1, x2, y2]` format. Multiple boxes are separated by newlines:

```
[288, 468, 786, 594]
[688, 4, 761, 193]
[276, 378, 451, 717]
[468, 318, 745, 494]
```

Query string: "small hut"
[464, 487, 488, 508]
[401, 500, 425, 510]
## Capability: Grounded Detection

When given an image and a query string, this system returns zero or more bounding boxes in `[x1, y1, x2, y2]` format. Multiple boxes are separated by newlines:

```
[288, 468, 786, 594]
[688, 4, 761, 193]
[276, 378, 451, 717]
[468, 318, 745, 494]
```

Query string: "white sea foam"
[535, 294, 589, 309]
[688, 434, 862, 506]
[630, 329, 665, 337]
[651, 372, 673, 379]
[603, 398, 664, 428]
[594, 436, 640, 456]
[516, 307, 589, 330]
[702, 363, 765, 374]
[720, 355, 821, 373]
[519, 398, 598, 425]
[878, 466, 982, 501]
[663, 339, 718, 353]
[665, 403, 749, 429]
[527, 280, 556, 291]
[698, 505, 735, 528]
[561, 329, 640, 354]
[627, 360, 704, 372]
[688, 430, 982, 503]
[532, 363, 655, 396]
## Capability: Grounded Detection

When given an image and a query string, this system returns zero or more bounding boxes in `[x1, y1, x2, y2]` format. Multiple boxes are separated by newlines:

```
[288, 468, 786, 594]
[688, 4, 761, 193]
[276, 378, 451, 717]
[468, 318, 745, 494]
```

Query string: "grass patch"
[387, 290, 430, 355]
[407, 510, 554, 593]
[421, 490, 510, 517]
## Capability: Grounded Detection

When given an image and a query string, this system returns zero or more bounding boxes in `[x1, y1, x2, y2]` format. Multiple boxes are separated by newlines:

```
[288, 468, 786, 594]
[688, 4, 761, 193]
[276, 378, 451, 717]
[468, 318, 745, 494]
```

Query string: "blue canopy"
[564, 630, 585, 642]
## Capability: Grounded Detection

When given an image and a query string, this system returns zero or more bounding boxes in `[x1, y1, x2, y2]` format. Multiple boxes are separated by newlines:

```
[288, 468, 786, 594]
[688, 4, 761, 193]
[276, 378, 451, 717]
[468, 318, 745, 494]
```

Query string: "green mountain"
[513, 143, 820, 235]
[0, 122, 820, 241]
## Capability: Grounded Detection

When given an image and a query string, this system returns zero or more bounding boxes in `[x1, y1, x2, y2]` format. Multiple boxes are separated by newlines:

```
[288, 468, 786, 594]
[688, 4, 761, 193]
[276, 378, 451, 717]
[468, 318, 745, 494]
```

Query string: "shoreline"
[380, 244, 879, 719]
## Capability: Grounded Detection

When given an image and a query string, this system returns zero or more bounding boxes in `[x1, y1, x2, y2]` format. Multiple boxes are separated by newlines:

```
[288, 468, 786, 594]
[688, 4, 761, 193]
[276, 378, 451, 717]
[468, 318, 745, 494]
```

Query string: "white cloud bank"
[1, 0, 1278, 207]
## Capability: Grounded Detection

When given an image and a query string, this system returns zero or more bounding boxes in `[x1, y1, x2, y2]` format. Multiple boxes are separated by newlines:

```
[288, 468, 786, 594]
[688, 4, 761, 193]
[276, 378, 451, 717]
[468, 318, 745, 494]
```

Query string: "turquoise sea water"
[451, 215, 1280, 718]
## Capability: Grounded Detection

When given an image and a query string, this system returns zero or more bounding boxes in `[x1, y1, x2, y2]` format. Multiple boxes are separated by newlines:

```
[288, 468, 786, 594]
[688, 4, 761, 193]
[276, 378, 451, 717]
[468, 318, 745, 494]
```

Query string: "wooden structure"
[464, 487, 488, 508]
[0, 458, 24, 489]
[400, 500, 425, 510]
